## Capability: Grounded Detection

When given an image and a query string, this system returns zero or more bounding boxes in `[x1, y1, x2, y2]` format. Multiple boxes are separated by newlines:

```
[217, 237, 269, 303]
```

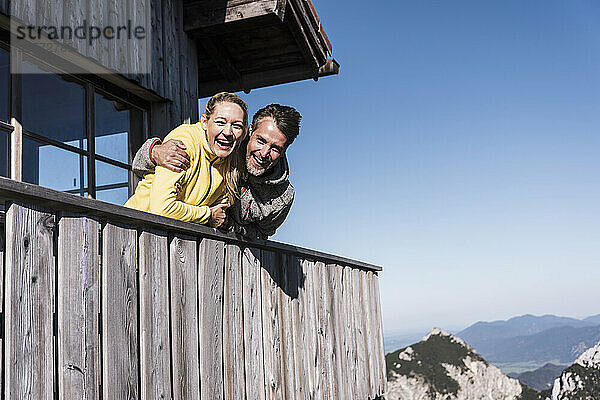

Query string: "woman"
[125, 92, 248, 228]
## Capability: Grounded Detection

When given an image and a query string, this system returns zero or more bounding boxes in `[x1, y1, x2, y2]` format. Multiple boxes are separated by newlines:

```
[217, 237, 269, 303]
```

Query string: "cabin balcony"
[0, 176, 386, 399]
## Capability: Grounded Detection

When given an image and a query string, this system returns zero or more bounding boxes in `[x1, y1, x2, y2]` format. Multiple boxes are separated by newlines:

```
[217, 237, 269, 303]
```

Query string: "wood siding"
[5, 0, 199, 133]
[0, 185, 386, 399]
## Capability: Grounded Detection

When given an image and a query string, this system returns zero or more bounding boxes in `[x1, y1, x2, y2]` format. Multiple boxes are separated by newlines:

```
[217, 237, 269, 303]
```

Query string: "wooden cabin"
[0, 0, 386, 398]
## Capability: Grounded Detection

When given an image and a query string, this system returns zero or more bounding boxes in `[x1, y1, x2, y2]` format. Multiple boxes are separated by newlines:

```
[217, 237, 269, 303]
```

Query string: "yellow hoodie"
[125, 123, 230, 224]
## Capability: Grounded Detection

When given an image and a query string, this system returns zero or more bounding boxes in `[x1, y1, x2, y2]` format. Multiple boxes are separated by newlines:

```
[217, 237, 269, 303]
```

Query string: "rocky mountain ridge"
[544, 342, 600, 400]
[385, 328, 540, 400]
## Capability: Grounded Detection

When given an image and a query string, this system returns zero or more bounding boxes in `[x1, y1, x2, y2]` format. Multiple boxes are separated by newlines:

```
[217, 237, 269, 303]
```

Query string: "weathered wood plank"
[162, 0, 181, 125]
[313, 261, 331, 399]
[362, 269, 376, 397]
[261, 250, 284, 400]
[287, 255, 304, 400]
[326, 263, 347, 400]
[87, 0, 107, 66]
[373, 273, 387, 394]
[279, 253, 297, 399]
[139, 230, 172, 400]
[150, 0, 165, 97]
[352, 267, 368, 399]
[299, 258, 318, 398]
[242, 247, 266, 400]
[170, 234, 200, 400]
[5, 202, 55, 399]
[198, 238, 225, 400]
[101, 222, 139, 400]
[223, 244, 246, 399]
[57, 214, 100, 400]
[342, 265, 357, 399]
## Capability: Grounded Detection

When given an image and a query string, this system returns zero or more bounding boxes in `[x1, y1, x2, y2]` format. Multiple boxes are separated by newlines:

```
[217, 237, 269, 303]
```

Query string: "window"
[17, 54, 146, 205]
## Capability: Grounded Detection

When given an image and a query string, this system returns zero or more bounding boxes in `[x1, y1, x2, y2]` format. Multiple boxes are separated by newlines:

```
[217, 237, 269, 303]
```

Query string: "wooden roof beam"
[184, 0, 285, 31]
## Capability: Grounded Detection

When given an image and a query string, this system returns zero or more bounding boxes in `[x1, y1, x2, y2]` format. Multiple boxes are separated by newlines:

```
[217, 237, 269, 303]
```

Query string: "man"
[132, 104, 301, 239]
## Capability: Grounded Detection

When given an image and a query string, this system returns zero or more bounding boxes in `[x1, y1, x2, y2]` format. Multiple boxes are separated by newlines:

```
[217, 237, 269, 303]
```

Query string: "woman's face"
[201, 102, 247, 158]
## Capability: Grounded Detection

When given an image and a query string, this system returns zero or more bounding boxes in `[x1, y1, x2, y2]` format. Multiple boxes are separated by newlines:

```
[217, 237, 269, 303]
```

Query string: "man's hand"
[208, 203, 230, 228]
[152, 139, 190, 173]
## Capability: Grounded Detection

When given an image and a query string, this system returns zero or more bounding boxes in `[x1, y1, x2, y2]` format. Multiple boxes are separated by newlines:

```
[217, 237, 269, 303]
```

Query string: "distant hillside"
[509, 363, 567, 392]
[583, 314, 600, 325]
[385, 329, 541, 400]
[543, 342, 600, 399]
[475, 325, 600, 365]
[457, 314, 598, 347]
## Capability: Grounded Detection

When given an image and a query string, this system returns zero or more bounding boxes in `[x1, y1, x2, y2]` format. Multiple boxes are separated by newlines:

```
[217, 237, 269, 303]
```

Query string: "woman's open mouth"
[215, 136, 234, 151]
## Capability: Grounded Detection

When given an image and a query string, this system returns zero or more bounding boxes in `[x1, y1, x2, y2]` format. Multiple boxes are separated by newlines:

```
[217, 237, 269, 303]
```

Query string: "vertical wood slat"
[313, 261, 330, 399]
[327, 264, 347, 400]
[342, 265, 358, 399]
[198, 238, 225, 400]
[367, 270, 382, 397]
[299, 259, 318, 398]
[57, 214, 100, 400]
[373, 273, 387, 394]
[242, 248, 266, 400]
[362, 269, 376, 397]
[352, 267, 368, 399]
[139, 230, 172, 400]
[5, 202, 55, 399]
[102, 222, 139, 400]
[279, 254, 297, 399]
[287, 255, 304, 400]
[261, 250, 284, 400]
[223, 244, 246, 399]
[170, 235, 200, 400]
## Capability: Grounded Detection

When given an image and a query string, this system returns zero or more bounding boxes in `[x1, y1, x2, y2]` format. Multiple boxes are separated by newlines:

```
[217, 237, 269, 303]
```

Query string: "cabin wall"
[3, 0, 198, 137]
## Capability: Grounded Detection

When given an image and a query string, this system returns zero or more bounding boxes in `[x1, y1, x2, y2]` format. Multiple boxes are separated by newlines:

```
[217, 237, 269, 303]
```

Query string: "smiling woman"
[125, 92, 248, 228]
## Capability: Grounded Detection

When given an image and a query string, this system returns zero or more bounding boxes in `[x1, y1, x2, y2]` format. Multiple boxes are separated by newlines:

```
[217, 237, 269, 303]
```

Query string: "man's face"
[245, 117, 288, 176]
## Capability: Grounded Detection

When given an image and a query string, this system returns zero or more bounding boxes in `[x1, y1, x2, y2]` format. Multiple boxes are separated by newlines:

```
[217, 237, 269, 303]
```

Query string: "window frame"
[3, 43, 150, 201]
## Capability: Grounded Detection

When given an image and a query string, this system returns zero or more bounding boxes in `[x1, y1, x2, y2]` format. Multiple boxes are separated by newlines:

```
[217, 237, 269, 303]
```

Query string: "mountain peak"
[386, 329, 537, 400]
[423, 328, 470, 348]
[575, 342, 600, 369]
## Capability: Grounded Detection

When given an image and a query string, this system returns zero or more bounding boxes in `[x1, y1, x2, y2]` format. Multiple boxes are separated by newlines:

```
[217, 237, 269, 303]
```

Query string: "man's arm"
[132, 137, 191, 176]
[132, 138, 161, 176]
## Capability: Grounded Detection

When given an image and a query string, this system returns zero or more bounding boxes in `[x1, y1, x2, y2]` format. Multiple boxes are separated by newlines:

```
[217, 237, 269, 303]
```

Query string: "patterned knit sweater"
[132, 138, 294, 239]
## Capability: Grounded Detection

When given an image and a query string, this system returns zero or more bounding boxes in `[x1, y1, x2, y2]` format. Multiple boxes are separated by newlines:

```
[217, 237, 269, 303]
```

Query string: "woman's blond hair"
[204, 92, 249, 202]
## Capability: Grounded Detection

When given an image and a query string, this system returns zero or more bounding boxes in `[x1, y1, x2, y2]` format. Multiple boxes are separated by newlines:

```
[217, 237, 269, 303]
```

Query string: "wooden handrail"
[0, 176, 381, 271]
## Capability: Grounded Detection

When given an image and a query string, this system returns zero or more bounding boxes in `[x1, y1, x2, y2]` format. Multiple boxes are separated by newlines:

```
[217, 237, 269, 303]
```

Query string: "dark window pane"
[95, 92, 132, 164]
[95, 160, 129, 205]
[23, 136, 88, 195]
[22, 60, 86, 148]
[0, 128, 9, 177]
[0, 47, 8, 122]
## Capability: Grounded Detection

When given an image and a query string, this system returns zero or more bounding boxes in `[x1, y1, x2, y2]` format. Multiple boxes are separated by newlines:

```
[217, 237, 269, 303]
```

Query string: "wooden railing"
[0, 176, 386, 400]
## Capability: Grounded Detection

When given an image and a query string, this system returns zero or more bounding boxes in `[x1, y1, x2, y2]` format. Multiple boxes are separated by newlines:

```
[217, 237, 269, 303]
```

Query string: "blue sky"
[199, 1, 600, 335]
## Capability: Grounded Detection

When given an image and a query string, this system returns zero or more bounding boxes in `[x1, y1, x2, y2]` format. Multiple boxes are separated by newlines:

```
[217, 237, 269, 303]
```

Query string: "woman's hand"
[208, 203, 230, 228]
[152, 139, 191, 172]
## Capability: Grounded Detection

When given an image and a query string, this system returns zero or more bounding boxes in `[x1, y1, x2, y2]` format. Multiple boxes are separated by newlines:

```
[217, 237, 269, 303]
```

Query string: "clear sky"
[200, 1, 600, 335]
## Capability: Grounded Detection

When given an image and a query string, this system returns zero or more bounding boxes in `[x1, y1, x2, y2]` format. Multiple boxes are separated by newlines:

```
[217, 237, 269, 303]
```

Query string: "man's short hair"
[252, 104, 302, 146]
